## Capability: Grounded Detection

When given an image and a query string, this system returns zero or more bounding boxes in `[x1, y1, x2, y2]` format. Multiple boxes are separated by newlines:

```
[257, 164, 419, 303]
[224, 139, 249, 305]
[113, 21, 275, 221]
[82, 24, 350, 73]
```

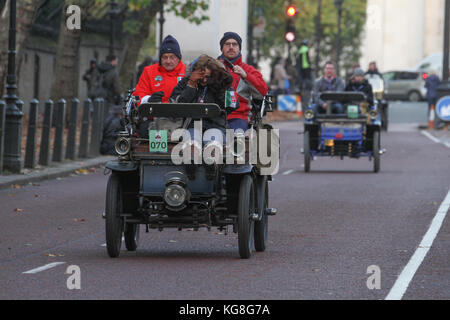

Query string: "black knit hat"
[220, 32, 242, 50]
[159, 35, 182, 63]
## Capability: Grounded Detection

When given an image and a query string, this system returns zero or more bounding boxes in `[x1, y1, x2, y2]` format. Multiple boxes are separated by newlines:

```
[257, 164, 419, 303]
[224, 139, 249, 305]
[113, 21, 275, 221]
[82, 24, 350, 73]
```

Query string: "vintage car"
[366, 73, 389, 131]
[104, 91, 278, 259]
[302, 92, 382, 173]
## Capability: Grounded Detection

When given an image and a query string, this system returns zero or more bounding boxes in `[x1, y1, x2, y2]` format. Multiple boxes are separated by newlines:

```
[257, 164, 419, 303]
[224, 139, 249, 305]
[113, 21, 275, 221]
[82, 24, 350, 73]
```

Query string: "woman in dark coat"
[170, 54, 240, 135]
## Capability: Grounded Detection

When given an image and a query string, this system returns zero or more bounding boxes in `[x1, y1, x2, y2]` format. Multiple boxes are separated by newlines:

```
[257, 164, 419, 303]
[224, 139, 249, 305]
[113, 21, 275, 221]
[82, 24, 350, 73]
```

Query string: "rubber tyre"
[238, 175, 255, 259]
[373, 131, 380, 173]
[254, 177, 268, 252]
[105, 173, 124, 258]
[124, 223, 140, 251]
[408, 91, 421, 102]
[304, 131, 311, 172]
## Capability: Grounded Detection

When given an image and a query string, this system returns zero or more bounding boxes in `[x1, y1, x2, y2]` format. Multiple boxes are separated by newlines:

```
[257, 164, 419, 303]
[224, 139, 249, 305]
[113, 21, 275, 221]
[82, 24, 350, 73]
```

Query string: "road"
[1, 102, 449, 300]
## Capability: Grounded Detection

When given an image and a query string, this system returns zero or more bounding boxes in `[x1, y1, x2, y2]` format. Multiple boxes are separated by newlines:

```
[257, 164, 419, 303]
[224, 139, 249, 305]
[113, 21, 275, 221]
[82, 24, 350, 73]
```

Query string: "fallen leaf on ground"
[169, 240, 177, 243]
[75, 169, 89, 175]
[13, 208, 23, 213]
[73, 218, 86, 222]
[45, 253, 65, 257]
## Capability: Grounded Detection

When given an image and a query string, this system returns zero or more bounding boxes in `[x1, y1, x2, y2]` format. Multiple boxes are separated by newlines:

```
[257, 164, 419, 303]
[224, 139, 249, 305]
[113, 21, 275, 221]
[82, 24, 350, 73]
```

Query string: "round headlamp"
[114, 137, 131, 155]
[304, 109, 315, 120]
[164, 184, 187, 207]
[369, 110, 378, 120]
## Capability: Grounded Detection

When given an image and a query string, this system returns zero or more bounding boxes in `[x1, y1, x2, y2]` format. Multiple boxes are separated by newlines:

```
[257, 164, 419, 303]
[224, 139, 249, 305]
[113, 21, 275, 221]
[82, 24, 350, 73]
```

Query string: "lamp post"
[109, 0, 117, 56]
[314, 0, 322, 78]
[159, 0, 165, 48]
[334, 0, 344, 77]
[3, 0, 23, 173]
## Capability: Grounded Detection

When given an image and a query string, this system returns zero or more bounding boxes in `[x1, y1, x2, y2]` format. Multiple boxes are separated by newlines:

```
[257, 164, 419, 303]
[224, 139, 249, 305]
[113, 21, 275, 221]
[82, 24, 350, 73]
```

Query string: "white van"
[415, 53, 450, 78]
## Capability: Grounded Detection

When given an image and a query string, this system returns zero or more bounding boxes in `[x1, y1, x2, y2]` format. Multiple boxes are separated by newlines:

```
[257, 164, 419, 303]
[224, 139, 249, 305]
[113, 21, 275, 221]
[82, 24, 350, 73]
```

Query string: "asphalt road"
[1, 103, 449, 300]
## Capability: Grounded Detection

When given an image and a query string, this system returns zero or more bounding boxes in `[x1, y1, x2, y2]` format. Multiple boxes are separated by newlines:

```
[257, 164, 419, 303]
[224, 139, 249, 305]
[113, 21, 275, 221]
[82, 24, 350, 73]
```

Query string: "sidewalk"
[0, 156, 115, 190]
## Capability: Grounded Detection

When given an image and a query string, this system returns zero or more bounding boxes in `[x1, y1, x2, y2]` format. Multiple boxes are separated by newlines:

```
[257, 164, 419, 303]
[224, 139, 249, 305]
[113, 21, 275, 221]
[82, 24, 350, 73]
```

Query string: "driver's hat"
[352, 68, 365, 78]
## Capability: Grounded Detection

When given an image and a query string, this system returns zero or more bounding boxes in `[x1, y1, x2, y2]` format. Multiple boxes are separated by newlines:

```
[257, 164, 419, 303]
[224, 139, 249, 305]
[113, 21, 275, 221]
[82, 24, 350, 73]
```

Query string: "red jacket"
[133, 61, 186, 103]
[218, 55, 268, 122]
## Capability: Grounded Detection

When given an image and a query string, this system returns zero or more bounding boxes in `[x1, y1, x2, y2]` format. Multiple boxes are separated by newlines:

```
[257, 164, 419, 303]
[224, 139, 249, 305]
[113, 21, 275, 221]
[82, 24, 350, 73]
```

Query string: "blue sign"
[436, 96, 450, 122]
[277, 94, 297, 112]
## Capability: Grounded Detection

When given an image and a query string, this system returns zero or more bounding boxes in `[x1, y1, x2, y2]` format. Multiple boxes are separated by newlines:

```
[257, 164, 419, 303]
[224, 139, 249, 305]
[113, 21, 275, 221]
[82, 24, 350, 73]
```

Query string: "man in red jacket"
[134, 35, 186, 104]
[217, 32, 268, 131]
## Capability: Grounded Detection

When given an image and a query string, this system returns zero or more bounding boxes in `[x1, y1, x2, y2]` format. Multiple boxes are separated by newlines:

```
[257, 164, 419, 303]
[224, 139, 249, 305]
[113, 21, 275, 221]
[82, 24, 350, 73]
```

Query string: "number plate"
[149, 130, 168, 153]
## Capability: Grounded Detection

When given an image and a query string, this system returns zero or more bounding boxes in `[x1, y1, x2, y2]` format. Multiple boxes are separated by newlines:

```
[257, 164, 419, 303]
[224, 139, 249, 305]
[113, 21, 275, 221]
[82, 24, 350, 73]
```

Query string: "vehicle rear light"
[422, 73, 428, 80]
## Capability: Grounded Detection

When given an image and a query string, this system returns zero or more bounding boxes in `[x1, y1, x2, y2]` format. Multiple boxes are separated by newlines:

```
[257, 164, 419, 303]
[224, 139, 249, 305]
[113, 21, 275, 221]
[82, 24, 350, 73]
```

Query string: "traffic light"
[285, 5, 298, 42]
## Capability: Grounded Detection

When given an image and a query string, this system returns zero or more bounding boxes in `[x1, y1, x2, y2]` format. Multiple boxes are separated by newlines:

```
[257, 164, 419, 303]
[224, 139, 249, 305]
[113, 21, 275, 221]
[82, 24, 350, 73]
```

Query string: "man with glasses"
[217, 32, 268, 131]
[311, 61, 345, 114]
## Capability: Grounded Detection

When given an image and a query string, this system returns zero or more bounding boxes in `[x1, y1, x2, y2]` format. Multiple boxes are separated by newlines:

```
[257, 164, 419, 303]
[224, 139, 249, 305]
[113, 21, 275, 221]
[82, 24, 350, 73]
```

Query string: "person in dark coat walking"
[97, 54, 122, 107]
[425, 70, 441, 118]
[100, 105, 124, 155]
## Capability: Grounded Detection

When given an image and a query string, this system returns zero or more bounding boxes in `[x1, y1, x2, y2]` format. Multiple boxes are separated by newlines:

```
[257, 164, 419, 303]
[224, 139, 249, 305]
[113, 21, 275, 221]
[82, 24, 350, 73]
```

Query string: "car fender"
[105, 160, 138, 172]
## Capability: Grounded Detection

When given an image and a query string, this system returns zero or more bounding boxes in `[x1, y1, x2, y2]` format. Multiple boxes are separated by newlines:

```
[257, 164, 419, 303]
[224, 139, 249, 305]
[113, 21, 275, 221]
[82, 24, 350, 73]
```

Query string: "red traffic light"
[285, 31, 295, 42]
[286, 6, 297, 17]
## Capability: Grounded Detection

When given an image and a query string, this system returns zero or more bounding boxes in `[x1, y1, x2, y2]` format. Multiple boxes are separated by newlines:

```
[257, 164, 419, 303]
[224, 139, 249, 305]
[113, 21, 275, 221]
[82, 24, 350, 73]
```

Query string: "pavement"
[0, 156, 115, 190]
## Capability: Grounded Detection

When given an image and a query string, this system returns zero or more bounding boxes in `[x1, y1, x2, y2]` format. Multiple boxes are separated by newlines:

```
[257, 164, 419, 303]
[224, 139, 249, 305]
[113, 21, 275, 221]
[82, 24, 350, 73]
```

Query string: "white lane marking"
[385, 189, 450, 300]
[420, 130, 450, 148]
[23, 262, 66, 274]
[282, 169, 294, 176]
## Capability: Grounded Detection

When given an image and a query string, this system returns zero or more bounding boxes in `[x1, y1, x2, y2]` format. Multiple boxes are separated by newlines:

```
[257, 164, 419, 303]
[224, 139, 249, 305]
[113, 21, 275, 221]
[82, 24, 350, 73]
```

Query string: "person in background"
[425, 70, 441, 118]
[217, 31, 268, 131]
[365, 61, 382, 76]
[100, 105, 124, 155]
[311, 61, 345, 114]
[345, 67, 374, 111]
[82, 58, 101, 100]
[98, 54, 122, 107]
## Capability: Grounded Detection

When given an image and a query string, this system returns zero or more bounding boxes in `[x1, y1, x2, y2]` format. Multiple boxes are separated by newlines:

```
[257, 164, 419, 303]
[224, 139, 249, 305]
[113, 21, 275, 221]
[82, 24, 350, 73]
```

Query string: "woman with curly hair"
[170, 54, 240, 134]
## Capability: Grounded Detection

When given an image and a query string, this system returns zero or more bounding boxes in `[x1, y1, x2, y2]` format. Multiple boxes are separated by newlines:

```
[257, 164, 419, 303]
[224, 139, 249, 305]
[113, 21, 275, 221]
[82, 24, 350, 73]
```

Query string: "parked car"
[382, 70, 428, 102]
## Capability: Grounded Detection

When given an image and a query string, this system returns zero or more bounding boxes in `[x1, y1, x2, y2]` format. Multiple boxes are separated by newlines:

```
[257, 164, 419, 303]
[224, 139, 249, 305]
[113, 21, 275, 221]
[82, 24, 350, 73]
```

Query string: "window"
[398, 72, 419, 80]
[382, 72, 396, 81]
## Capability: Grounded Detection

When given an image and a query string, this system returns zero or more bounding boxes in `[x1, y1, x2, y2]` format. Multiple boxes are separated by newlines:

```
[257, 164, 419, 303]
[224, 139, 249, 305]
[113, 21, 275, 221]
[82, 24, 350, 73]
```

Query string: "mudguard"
[105, 160, 138, 172]
[222, 164, 253, 175]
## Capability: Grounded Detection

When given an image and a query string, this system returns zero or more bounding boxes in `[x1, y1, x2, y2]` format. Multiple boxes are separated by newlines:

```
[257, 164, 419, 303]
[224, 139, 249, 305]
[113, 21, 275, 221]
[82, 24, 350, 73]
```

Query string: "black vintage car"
[104, 92, 278, 259]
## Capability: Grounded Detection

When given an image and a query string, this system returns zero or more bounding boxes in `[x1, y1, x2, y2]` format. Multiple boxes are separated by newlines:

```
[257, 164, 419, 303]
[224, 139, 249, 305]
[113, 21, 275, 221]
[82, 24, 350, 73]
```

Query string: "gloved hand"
[149, 91, 164, 102]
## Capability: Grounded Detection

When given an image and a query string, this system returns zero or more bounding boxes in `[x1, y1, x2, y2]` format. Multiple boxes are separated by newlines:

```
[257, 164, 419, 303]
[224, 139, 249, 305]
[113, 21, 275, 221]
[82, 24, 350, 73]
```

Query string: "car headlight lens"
[164, 184, 187, 207]
[304, 109, 315, 120]
[369, 110, 378, 120]
[115, 137, 131, 155]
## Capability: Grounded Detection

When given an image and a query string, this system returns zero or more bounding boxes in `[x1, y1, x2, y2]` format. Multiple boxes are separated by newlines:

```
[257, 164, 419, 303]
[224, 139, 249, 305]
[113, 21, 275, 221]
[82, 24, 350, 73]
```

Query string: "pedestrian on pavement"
[100, 105, 125, 155]
[296, 39, 312, 91]
[97, 54, 122, 107]
[133, 35, 187, 137]
[217, 31, 268, 131]
[285, 57, 298, 94]
[82, 58, 102, 100]
[345, 67, 374, 111]
[425, 70, 441, 119]
[311, 61, 345, 114]
[365, 61, 382, 77]
[272, 57, 289, 95]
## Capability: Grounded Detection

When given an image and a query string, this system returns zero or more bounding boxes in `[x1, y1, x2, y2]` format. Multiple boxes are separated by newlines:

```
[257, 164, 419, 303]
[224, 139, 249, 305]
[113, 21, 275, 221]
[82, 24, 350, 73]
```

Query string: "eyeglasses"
[223, 41, 239, 48]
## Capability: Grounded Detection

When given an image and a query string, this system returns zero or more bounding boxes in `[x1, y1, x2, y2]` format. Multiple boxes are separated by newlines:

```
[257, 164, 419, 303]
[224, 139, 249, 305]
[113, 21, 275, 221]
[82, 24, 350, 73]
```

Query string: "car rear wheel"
[373, 131, 380, 173]
[105, 173, 124, 258]
[304, 131, 311, 172]
[238, 175, 255, 259]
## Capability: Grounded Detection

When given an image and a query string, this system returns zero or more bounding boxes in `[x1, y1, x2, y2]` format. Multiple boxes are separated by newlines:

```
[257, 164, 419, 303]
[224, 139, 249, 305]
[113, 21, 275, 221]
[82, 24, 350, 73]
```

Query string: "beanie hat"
[220, 32, 242, 50]
[352, 67, 365, 78]
[159, 35, 182, 63]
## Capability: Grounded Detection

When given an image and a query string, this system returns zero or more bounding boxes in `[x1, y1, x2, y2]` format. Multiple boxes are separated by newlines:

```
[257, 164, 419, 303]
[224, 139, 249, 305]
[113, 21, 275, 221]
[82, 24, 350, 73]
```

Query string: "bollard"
[52, 99, 66, 162]
[66, 98, 79, 160]
[0, 100, 5, 174]
[16, 99, 24, 112]
[39, 100, 53, 166]
[89, 98, 101, 157]
[99, 98, 106, 146]
[24, 99, 39, 168]
[78, 98, 91, 158]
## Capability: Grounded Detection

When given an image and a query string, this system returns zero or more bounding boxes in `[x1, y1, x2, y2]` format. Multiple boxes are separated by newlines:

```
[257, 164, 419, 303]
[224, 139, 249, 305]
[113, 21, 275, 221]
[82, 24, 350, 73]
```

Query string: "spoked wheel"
[105, 173, 124, 258]
[304, 131, 311, 172]
[124, 223, 140, 251]
[373, 131, 380, 173]
[254, 176, 268, 252]
[238, 175, 256, 259]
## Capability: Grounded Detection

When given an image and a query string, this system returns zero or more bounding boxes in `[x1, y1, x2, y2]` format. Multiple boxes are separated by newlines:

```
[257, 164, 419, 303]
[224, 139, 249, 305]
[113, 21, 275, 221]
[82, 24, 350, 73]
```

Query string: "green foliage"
[251, 0, 367, 74]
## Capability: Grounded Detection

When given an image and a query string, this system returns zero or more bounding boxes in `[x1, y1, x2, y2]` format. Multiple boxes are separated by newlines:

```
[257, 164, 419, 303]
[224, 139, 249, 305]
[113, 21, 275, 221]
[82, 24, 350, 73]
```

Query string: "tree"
[249, 0, 367, 76]
[0, 0, 42, 98]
